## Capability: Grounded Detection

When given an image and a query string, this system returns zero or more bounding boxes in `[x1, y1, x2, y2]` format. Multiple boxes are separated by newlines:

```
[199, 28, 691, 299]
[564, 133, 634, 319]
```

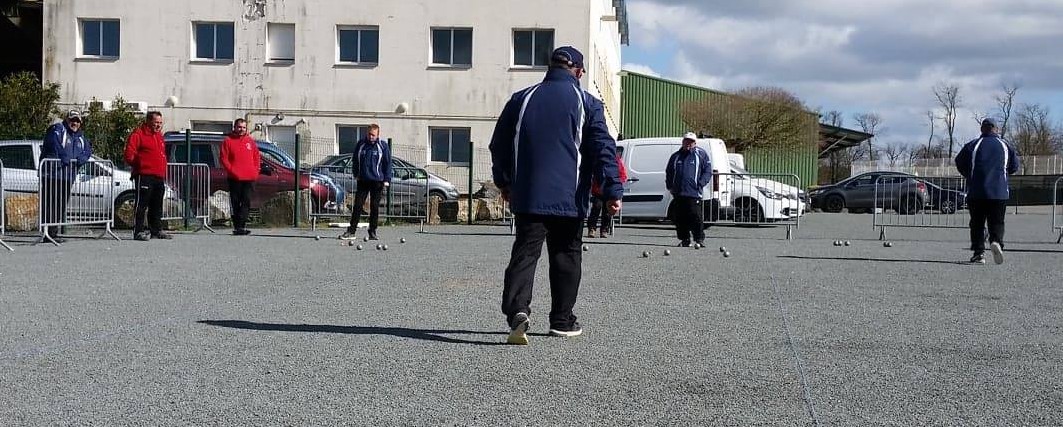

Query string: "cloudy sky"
[621, 0, 1063, 147]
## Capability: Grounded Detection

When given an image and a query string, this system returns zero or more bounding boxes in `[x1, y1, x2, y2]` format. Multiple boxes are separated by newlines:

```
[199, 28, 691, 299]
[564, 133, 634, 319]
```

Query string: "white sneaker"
[507, 313, 530, 345]
[990, 242, 1004, 265]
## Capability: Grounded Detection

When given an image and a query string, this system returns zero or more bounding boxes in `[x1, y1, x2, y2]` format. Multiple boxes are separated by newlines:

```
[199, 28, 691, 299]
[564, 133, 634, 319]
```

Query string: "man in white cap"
[39, 110, 92, 243]
[665, 132, 712, 247]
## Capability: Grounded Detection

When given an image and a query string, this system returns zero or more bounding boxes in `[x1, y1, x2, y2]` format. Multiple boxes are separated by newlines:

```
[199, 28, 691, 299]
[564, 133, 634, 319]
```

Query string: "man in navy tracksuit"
[40, 110, 92, 243]
[666, 132, 712, 248]
[955, 118, 1021, 264]
[339, 124, 391, 241]
[489, 46, 624, 345]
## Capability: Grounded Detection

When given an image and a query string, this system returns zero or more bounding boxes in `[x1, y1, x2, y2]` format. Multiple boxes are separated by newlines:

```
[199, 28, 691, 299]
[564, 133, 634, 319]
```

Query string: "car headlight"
[757, 186, 784, 200]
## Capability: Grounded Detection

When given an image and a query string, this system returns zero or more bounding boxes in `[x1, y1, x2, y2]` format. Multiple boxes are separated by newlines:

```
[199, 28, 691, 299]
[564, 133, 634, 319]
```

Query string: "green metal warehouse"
[619, 71, 820, 190]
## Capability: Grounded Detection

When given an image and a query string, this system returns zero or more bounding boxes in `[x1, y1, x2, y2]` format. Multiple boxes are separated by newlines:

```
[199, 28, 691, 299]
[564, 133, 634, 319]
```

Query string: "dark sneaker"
[338, 231, 357, 240]
[599, 231, 609, 239]
[368, 231, 379, 240]
[695, 240, 705, 247]
[151, 231, 173, 240]
[233, 229, 251, 236]
[134, 232, 151, 241]
[586, 230, 596, 238]
[507, 312, 530, 345]
[969, 253, 986, 264]
[678, 240, 691, 247]
[549, 322, 583, 338]
[990, 242, 1004, 265]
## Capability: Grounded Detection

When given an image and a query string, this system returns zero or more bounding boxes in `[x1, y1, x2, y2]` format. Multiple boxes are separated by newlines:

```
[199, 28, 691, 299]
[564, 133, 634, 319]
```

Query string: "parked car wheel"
[939, 199, 957, 214]
[823, 195, 845, 213]
[734, 197, 764, 223]
[113, 191, 136, 229]
[897, 196, 923, 215]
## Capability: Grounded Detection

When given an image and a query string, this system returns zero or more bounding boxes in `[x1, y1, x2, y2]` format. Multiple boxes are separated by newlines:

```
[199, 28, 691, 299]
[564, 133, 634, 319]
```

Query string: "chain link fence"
[0, 159, 11, 251]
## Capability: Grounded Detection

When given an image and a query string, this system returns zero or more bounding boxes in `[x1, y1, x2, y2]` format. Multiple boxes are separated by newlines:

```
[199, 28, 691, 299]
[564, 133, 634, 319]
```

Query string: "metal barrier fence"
[306, 163, 430, 232]
[163, 163, 215, 232]
[872, 175, 969, 240]
[37, 159, 121, 245]
[708, 172, 804, 239]
[0, 158, 10, 251]
[851, 155, 1063, 177]
[1054, 176, 1063, 243]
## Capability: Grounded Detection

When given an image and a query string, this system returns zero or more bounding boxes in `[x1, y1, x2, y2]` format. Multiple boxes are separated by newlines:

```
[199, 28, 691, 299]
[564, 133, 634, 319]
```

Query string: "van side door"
[622, 143, 675, 219]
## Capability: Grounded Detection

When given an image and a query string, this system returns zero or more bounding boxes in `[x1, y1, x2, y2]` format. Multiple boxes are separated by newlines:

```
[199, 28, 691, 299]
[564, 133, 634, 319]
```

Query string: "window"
[191, 121, 233, 133]
[171, 144, 217, 167]
[268, 23, 295, 62]
[0, 145, 35, 170]
[513, 29, 553, 67]
[628, 144, 674, 173]
[431, 28, 472, 66]
[260, 149, 288, 167]
[80, 19, 120, 58]
[268, 126, 297, 159]
[430, 128, 471, 164]
[337, 26, 379, 64]
[193, 22, 235, 61]
[337, 125, 371, 154]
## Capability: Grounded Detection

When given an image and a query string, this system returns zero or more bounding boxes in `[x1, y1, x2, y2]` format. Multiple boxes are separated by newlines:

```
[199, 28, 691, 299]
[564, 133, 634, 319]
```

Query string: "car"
[921, 179, 967, 214]
[310, 154, 460, 206]
[617, 137, 734, 222]
[162, 132, 345, 213]
[0, 139, 176, 229]
[728, 162, 807, 221]
[809, 171, 928, 214]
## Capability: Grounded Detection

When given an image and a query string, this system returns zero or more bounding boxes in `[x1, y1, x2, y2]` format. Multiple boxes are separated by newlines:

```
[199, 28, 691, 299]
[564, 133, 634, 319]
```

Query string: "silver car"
[311, 154, 460, 209]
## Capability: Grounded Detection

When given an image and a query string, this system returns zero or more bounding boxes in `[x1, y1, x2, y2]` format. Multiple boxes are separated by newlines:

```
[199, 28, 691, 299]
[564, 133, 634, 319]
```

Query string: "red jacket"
[221, 134, 261, 181]
[124, 125, 167, 178]
[592, 153, 627, 197]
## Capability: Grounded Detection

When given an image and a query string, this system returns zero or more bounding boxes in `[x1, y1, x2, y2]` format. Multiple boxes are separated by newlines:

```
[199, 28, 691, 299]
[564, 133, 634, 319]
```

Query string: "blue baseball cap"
[981, 118, 998, 127]
[551, 46, 584, 69]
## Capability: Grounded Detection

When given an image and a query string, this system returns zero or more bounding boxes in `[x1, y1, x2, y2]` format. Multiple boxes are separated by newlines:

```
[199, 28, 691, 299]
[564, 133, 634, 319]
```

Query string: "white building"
[42, 0, 629, 190]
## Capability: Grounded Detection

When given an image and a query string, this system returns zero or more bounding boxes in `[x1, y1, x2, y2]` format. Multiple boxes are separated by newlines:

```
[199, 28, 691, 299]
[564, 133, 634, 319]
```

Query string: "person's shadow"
[198, 320, 545, 346]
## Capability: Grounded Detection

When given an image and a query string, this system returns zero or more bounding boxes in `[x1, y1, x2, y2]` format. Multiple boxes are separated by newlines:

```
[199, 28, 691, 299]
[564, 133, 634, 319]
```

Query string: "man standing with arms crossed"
[955, 118, 1020, 264]
[124, 111, 171, 241]
[490, 46, 623, 345]
[666, 132, 712, 248]
[221, 118, 260, 236]
[338, 124, 390, 241]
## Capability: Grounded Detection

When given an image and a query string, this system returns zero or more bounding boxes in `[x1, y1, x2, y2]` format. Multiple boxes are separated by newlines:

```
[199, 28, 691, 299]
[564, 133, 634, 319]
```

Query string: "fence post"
[294, 133, 300, 228]
[183, 129, 191, 229]
[467, 140, 474, 225]
[386, 138, 393, 218]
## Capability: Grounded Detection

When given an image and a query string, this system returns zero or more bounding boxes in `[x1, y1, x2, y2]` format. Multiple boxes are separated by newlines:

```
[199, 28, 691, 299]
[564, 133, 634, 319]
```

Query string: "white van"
[617, 137, 733, 221]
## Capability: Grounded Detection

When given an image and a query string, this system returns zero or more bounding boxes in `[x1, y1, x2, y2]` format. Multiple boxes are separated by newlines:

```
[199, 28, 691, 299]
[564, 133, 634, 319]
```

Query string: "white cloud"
[622, 63, 661, 77]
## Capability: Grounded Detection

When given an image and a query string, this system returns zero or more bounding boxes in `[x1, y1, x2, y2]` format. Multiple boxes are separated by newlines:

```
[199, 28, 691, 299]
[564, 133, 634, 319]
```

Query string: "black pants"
[672, 196, 705, 242]
[348, 180, 384, 233]
[587, 196, 613, 233]
[968, 199, 1007, 253]
[134, 175, 165, 235]
[228, 179, 254, 231]
[501, 214, 583, 329]
[41, 177, 73, 237]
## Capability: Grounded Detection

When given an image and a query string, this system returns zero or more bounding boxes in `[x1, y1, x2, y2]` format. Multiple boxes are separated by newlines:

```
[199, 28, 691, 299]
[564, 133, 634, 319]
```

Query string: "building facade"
[43, 0, 628, 191]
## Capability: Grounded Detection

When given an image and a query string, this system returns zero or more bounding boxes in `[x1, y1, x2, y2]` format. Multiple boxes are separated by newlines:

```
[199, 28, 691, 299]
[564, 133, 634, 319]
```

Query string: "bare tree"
[880, 142, 906, 167]
[680, 86, 814, 153]
[823, 110, 844, 127]
[996, 83, 1019, 138]
[820, 110, 846, 183]
[1012, 103, 1060, 155]
[933, 83, 961, 157]
[906, 143, 922, 166]
[853, 112, 884, 162]
[924, 110, 937, 159]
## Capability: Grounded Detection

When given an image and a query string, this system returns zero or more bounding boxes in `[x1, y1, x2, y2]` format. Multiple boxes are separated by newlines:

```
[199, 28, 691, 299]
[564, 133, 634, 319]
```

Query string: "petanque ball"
[383, 245, 389, 251]
[719, 246, 726, 253]
[844, 241, 851, 246]
[582, 245, 589, 252]
[664, 249, 671, 256]
[642, 251, 650, 258]
[315, 236, 321, 241]
[400, 238, 407, 243]
[347, 241, 354, 246]
[723, 251, 731, 258]
[356, 245, 363, 250]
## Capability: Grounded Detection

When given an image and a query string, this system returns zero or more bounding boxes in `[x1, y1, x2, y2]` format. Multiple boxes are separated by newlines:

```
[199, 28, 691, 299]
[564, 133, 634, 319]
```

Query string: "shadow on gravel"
[1002, 248, 1063, 254]
[777, 255, 970, 265]
[420, 231, 512, 237]
[197, 320, 532, 346]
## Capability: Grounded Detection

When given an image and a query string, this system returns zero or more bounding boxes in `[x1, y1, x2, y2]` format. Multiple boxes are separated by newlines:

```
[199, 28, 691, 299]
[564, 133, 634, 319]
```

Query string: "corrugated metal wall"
[620, 72, 818, 189]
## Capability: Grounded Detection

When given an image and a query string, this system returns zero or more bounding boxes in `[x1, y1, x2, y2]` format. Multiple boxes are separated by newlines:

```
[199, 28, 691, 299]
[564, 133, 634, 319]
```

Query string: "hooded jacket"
[221, 133, 261, 181]
[666, 147, 712, 198]
[40, 121, 92, 179]
[124, 124, 168, 179]
[489, 68, 623, 218]
[954, 133, 1021, 200]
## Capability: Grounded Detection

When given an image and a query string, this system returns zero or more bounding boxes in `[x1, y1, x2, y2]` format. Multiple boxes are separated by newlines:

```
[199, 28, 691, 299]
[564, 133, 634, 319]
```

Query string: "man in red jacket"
[220, 118, 260, 235]
[124, 111, 171, 241]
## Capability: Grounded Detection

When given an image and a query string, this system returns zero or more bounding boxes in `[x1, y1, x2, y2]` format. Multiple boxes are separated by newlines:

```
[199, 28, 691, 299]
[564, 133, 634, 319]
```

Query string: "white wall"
[43, 0, 624, 185]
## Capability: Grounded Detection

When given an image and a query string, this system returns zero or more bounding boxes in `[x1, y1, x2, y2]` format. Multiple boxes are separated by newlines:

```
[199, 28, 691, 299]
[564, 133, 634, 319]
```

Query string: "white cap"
[683, 132, 697, 140]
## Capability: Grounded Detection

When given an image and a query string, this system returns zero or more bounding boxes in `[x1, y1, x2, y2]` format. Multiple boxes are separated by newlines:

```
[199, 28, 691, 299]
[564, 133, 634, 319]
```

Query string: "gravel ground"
[1, 212, 1061, 426]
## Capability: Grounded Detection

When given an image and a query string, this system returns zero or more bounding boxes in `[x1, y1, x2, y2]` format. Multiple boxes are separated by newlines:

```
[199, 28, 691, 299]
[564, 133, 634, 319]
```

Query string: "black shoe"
[134, 232, 151, 241]
[969, 253, 986, 264]
[507, 312, 530, 345]
[151, 231, 173, 240]
[338, 230, 357, 240]
[368, 231, 379, 240]
[679, 240, 691, 247]
[695, 240, 705, 247]
[233, 229, 251, 236]
[549, 322, 583, 337]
